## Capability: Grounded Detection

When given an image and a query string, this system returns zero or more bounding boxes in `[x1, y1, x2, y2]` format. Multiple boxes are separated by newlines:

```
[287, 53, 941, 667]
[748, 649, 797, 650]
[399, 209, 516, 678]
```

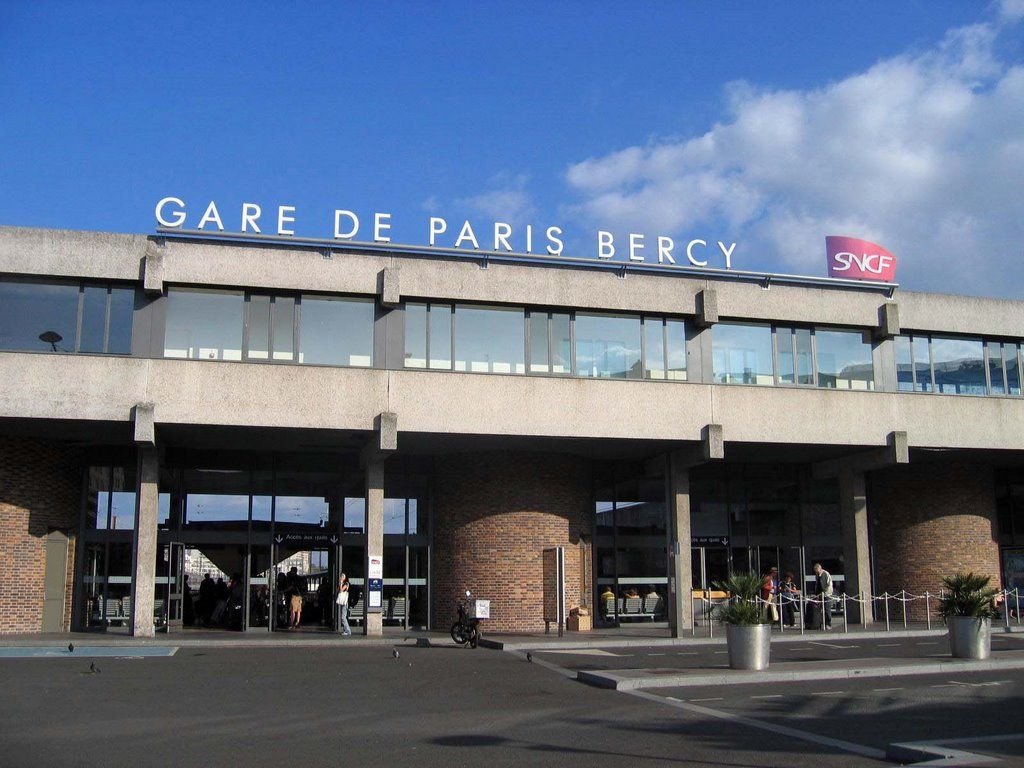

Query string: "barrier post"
[1016, 589, 1021, 627]
[925, 592, 931, 631]
[842, 594, 848, 632]
[690, 594, 696, 637]
[1004, 590, 1011, 631]
[778, 593, 785, 633]
[708, 597, 714, 639]
[884, 593, 890, 632]
[902, 590, 908, 629]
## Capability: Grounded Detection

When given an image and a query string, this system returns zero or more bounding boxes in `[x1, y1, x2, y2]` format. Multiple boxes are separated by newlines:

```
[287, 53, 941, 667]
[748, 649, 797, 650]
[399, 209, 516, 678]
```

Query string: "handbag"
[336, 589, 349, 606]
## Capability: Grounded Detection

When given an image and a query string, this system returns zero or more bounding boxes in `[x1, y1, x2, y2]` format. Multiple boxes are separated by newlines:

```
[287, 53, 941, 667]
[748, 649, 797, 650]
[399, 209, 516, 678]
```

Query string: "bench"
[347, 597, 365, 626]
[386, 596, 406, 626]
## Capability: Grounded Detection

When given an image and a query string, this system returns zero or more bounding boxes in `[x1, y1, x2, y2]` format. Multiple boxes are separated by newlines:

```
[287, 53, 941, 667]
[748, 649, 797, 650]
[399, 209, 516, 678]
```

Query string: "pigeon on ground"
[89, 662, 101, 674]
[392, 649, 400, 659]
[68, 643, 74, 653]
[526, 652, 533, 663]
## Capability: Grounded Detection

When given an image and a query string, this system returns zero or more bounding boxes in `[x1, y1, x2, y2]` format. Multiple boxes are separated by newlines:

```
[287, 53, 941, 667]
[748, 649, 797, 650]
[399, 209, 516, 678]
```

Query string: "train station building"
[1, 224, 1022, 637]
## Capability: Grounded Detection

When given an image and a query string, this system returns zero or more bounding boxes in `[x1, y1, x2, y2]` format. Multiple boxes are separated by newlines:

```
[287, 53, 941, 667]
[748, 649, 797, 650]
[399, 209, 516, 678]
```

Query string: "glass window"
[164, 288, 243, 361]
[428, 303, 452, 369]
[895, 335, 915, 391]
[299, 296, 374, 367]
[0, 280, 79, 353]
[272, 297, 295, 361]
[185, 494, 250, 524]
[384, 498, 406, 535]
[247, 295, 271, 360]
[1006, 344, 1021, 396]
[795, 328, 813, 385]
[275, 496, 329, 526]
[988, 341, 1006, 395]
[913, 335, 932, 392]
[107, 287, 134, 354]
[404, 303, 427, 369]
[454, 305, 525, 374]
[932, 336, 986, 395]
[528, 311, 549, 374]
[79, 286, 108, 353]
[777, 327, 795, 384]
[817, 330, 874, 390]
[666, 319, 687, 380]
[712, 323, 773, 385]
[644, 318, 666, 380]
[551, 313, 571, 375]
[344, 497, 366, 533]
[575, 313, 641, 379]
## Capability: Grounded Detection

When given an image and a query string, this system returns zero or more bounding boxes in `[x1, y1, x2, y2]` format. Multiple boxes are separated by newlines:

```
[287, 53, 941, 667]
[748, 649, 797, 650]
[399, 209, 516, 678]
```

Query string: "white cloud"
[456, 172, 537, 226]
[563, 11, 1024, 297]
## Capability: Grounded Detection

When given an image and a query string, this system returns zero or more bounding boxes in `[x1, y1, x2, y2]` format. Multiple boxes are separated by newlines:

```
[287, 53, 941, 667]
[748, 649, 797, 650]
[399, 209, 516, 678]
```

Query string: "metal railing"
[689, 587, 1023, 637]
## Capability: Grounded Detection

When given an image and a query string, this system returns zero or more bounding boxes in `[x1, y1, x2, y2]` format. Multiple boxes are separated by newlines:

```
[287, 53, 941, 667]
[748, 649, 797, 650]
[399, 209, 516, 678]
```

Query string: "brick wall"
[0, 437, 82, 634]
[870, 462, 999, 620]
[432, 451, 592, 634]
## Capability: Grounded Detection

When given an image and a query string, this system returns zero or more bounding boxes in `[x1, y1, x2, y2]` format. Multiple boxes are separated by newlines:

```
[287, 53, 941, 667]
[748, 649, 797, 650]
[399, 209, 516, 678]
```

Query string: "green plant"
[937, 572, 1000, 620]
[713, 572, 770, 625]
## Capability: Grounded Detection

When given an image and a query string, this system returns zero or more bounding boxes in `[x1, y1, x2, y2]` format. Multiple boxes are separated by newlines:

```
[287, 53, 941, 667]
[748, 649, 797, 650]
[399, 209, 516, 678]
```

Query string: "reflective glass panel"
[895, 335, 915, 391]
[384, 498, 406, 535]
[0, 280, 79, 352]
[275, 496, 329, 526]
[551, 313, 571, 375]
[913, 335, 932, 392]
[110, 491, 136, 530]
[1006, 344, 1021, 396]
[428, 304, 452, 370]
[247, 295, 271, 359]
[988, 341, 1006, 395]
[299, 296, 374, 367]
[528, 312, 549, 373]
[777, 328, 795, 384]
[795, 328, 813, 385]
[403, 303, 427, 368]
[817, 330, 874, 390]
[164, 288, 244, 361]
[454, 305, 525, 374]
[185, 494, 249, 524]
[408, 499, 419, 535]
[107, 287, 134, 354]
[79, 286, 107, 353]
[272, 297, 295, 361]
[644, 318, 665, 379]
[575, 313, 641, 379]
[666, 319, 687, 380]
[932, 336, 985, 395]
[712, 323, 773, 385]
[344, 497, 366, 533]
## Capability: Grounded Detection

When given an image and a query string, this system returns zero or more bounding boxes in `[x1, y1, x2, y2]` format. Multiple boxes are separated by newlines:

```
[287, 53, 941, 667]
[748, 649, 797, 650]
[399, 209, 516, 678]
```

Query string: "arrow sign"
[274, 535, 283, 544]
[329, 535, 339, 544]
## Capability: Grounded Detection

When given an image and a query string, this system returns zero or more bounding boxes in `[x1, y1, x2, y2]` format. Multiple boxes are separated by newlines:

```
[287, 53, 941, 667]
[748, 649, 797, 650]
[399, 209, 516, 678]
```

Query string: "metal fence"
[690, 587, 1023, 637]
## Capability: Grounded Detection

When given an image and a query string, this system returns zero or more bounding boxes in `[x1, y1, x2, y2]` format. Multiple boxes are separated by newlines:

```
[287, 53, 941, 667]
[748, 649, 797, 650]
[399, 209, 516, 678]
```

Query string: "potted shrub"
[714, 572, 771, 670]
[938, 572, 999, 660]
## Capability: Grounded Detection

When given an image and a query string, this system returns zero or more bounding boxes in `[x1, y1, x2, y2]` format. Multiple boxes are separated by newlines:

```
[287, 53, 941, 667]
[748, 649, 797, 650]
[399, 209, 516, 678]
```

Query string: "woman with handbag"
[336, 573, 351, 636]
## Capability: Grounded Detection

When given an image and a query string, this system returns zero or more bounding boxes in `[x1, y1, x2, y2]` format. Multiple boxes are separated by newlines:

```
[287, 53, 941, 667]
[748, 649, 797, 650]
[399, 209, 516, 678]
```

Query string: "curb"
[576, 656, 1024, 690]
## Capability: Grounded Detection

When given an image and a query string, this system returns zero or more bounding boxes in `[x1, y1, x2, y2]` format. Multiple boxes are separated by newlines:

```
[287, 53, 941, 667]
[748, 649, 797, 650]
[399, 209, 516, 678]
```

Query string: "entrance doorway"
[271, 544, 338, 632]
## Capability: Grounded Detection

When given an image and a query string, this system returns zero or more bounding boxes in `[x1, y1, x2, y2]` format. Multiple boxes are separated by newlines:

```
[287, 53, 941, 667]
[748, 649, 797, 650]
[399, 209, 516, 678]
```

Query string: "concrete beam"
[143, 240, 165, 295]
[378, 267, 401, 308]
[364, 459, 385, 637]
[813, 431, 908, 479]
[130, 444, 159, 637]
[839, 470, 872, 624]
[875, 302, 900, 340]
[695, 289, 718, 328]
[666, 454, 693, 638]
[360, 411, 397, 467]
[132, 402, 155, 445]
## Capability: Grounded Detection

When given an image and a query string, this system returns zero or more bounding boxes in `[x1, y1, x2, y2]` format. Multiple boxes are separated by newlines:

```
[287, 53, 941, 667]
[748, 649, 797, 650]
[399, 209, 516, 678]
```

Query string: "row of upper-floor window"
[2, 277, 1023, 398]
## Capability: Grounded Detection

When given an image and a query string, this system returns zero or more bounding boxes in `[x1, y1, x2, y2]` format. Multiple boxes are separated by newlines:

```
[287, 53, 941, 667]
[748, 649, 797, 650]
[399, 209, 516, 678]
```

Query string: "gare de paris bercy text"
[154, 197, 738, 269]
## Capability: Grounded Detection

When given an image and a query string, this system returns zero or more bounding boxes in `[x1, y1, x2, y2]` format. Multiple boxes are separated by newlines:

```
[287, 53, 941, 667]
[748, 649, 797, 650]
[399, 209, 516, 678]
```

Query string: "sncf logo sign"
[825, 236, 897, 282]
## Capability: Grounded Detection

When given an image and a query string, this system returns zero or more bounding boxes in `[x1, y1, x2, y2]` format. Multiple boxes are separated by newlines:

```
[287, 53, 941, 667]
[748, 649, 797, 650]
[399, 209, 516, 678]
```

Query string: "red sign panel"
[826, 236, 897, 282]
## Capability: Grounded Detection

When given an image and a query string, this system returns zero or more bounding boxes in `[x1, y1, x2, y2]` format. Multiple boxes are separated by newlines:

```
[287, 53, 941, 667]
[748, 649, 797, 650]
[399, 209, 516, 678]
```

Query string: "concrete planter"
[947, 616, 991, 660]
[726, 623, 771, 670]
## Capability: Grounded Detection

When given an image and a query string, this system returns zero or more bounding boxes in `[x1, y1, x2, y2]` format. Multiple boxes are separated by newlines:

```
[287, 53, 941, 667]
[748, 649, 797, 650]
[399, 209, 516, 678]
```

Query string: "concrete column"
[364, 459, 385, 637]
[667, 453, 693, 638]
[839, 470, 872, 623]
[130, 444, 159, 637]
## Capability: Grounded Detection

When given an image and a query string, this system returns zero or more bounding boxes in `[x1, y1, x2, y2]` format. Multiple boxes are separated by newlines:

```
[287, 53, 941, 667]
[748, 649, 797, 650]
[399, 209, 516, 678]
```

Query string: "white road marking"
[810, 691, 846, 696]
[750, 694, 783, 699]
[914, 641, 939, 646]
[688, 697, 723, 702]
[676, 651, 698, 655]
[809, 641, 859, 649]
[646, 653, 666, 656]
[712, 650, 727, 655]
[872, 687, 904, 692]
[538, 649, 631, 657]
[877, 643, 900, 647]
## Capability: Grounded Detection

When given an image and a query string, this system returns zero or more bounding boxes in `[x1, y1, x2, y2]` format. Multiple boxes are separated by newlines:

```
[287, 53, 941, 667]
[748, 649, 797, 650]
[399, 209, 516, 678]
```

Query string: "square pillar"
[667, 453, 693, 638]
[130, 444, 159, 637]
[839, 470, 872, 623]
[364, 459, 385, 636]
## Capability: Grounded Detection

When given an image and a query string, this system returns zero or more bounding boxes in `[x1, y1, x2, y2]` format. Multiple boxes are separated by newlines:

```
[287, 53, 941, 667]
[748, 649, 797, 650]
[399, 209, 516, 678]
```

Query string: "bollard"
[1005, 591, 1011, 631]
[902, 590, 907, 629]
[925, 592, 931, 631]
[842, 594, 848, 632]
[708, 598, 714, 639]
[1016, 589, 1021, 627]
[884, 593, 890, 632]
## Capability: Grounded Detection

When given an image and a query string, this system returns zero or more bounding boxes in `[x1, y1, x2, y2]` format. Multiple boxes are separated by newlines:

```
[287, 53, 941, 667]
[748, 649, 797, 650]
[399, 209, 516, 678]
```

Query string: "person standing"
[284, 566, 304, 629]
[813, 563, 834, 629]
[198, 572, 215, 626]
[336, 572, 351, 636]
[761, 567, 779, 623]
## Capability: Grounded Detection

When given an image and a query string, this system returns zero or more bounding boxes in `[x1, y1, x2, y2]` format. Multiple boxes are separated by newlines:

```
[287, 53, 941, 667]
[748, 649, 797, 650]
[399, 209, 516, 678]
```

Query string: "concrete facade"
[0, 225, 1022, 635]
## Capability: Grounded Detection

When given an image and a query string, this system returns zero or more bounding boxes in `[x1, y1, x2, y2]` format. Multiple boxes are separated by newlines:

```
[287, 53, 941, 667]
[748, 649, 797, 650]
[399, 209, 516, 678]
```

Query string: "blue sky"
[2, 1, 1022, 297]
